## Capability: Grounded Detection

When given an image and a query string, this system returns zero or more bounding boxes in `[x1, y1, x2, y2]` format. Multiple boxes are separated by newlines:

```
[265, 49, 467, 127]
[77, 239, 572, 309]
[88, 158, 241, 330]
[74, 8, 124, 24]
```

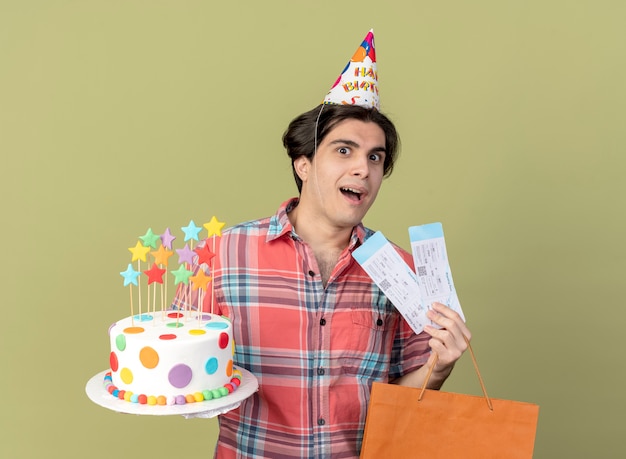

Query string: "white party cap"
[322, 29, 379, 109]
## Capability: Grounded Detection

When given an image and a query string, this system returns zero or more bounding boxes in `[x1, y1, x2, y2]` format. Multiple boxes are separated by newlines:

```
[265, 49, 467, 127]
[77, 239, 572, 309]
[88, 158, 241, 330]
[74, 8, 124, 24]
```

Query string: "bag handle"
[418, 335, 494, 411]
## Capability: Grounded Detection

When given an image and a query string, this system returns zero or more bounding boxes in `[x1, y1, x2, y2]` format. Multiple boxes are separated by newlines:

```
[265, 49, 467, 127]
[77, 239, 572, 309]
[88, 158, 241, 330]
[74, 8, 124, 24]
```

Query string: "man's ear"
[294, 156, 310, 182]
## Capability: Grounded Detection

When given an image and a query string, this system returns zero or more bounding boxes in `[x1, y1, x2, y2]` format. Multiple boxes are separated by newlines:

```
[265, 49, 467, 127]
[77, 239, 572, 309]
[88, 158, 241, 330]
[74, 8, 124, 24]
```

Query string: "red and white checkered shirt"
[173, 199, 431, 458]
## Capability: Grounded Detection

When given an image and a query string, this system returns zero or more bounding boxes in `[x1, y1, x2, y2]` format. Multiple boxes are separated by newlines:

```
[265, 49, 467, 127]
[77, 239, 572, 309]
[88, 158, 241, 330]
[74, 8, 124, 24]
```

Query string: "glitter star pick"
[160, 227, 176, 250]
[176, 243, 196, 265]
[203, 216, 226, 238]
[189, 269, 212, 291]
[139, 228, 161, 249]
[128, 241, 151, 262]
[120, 263, 141, 286]
[144, 263, 166, 285]
[151, 245, 174, 266]
[194, 244, 216, 266]
[171, 264, 193, 285]
[181, 220, 202, 242]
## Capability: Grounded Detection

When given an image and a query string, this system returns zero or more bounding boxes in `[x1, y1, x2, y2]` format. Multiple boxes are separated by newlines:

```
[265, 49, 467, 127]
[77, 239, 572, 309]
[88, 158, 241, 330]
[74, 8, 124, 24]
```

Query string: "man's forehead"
[324, 119, 386, 144]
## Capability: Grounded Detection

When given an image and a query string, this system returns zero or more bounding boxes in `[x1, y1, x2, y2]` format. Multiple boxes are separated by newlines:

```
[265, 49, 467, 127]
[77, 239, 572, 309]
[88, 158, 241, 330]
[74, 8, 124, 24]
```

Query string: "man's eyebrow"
[329, 138, 360, 147]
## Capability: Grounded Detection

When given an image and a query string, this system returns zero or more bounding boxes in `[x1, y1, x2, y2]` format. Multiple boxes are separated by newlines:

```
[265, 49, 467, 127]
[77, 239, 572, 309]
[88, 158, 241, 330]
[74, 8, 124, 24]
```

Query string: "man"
[175, 30, 470, 458]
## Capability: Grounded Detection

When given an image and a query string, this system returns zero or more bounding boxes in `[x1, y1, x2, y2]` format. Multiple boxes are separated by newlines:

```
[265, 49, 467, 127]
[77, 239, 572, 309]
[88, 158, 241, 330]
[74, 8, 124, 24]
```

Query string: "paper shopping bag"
[360, 343, 539, 458]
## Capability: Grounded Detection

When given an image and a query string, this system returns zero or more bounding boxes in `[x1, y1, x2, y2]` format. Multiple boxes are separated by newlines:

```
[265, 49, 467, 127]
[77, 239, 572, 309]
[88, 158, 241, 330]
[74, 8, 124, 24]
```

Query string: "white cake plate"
[85, 367, 258, 417]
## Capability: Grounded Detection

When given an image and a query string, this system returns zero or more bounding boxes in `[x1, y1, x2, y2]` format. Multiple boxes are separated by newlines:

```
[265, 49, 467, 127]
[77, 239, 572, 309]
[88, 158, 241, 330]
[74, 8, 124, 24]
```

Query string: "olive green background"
[2, 1, 624, 457]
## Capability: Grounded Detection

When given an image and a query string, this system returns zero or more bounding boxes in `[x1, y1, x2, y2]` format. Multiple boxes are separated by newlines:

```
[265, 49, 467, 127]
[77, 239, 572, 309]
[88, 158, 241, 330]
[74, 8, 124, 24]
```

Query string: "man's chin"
[335, 212, 367, 230]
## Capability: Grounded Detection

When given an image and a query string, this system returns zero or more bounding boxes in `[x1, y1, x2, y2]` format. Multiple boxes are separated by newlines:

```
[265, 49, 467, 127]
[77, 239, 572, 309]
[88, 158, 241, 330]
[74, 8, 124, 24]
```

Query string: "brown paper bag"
[360, 341, 539, 458]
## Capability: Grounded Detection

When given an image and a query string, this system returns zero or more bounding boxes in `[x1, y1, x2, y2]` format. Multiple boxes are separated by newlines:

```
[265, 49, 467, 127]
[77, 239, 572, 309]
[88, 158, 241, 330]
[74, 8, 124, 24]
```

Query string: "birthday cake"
[103, 217, 244, 406]
[106, 311, 240, 405]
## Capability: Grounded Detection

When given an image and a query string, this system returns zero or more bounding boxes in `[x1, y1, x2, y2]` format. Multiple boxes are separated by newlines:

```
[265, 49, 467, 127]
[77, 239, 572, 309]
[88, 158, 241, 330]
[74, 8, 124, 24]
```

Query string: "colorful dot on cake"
[193, 392, 204, 402]
[130, 394, 139, 403]
[175, 395, 186, 405]
[110, 352, 119, 372]
[115, 334, 126, 351]
[211, 389, 222, 399]
[134, 314, 153, 322]
[147, 396, 157, 406]
[189, 329, 206, 336]
[166, 322, 184, 329]
[159, 334, 177, 340]
[168, 364, 193, 388]
[124, 391, 133, 402]
[138, 394, 148, 404]
[205, 322, 229, 330]
[226, 360, 233, 377]
[123, 326, 144, 334]
[157, 396, 167, 405]
[202, 390, 213, 400]
[167, 312, 184, 319]
[120, 367, 133, 384]
[139, 346, 159, 369]
[219, 332, 229, 349]
[205, 357, 218, 375]
[185, 394, 195, 403]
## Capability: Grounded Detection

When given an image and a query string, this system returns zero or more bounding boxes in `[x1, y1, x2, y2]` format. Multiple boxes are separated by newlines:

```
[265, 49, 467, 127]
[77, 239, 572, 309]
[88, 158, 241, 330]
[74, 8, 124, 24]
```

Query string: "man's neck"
[288, 203, 353, 253]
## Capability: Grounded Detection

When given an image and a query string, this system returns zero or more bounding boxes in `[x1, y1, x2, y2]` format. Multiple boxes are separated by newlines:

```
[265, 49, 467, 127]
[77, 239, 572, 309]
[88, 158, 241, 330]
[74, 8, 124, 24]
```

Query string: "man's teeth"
[341, 187, 362, 200]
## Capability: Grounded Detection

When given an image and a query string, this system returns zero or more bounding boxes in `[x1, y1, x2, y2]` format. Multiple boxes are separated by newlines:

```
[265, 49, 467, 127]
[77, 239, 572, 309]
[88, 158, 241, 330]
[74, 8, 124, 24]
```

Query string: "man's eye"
[338, 147, 350, 154]
[370, 153, 382, 162]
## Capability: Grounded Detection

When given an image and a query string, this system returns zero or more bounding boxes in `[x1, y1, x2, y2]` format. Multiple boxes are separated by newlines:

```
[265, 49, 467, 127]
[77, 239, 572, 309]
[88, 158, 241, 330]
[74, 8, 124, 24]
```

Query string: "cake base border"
[85, 367, 258, 417]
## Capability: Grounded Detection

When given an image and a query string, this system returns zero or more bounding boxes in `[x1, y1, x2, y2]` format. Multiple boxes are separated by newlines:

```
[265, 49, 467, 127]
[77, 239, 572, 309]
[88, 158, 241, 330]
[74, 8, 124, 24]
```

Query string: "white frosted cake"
[105, 310, 241, 405]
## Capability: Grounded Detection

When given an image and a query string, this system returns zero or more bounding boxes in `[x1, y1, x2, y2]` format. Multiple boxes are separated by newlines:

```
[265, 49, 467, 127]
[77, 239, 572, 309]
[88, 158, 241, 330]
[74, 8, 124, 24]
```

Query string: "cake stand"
[85, 367, 258, 417]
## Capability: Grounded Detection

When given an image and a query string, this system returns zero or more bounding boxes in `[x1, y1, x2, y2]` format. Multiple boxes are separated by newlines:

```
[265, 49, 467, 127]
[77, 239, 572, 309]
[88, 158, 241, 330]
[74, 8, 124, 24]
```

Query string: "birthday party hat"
[322, 29, 379, 109]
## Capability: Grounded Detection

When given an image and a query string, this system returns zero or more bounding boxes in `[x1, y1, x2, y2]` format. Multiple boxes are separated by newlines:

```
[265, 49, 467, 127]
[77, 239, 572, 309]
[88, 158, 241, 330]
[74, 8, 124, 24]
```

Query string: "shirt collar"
[267, 197, 367, 249]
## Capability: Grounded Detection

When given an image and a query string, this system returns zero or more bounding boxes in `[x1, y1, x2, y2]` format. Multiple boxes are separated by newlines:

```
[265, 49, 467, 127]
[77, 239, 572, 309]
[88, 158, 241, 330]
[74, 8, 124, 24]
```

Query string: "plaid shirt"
[174, 199, 431, 458]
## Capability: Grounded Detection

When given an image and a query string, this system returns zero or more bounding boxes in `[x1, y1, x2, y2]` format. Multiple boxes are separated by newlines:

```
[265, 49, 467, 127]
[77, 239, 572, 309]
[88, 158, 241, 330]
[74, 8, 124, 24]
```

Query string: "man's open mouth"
[340, 187, 363, 201]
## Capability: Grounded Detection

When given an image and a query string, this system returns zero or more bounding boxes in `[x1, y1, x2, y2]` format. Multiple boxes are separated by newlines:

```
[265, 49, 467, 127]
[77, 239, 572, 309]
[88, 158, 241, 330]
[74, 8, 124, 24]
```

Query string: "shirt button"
[308, 270, 315, 277]
[320, 318, 326, 326]
[318, 418, 325, 426]
[317, 368, 325, 375]
[377, 318, 384, 326]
